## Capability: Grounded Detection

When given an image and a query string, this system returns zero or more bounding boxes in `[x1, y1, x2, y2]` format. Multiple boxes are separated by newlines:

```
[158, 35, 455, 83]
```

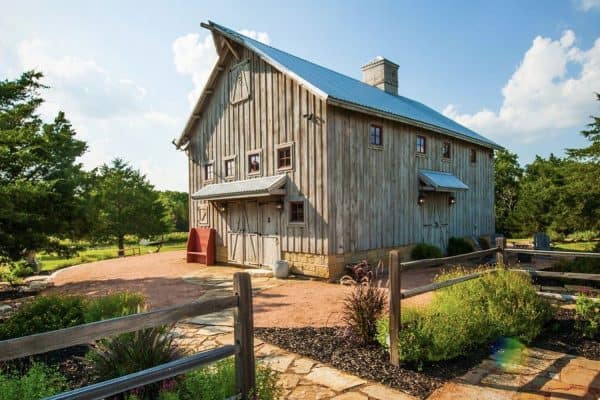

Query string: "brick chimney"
[361, 57, 399, 96]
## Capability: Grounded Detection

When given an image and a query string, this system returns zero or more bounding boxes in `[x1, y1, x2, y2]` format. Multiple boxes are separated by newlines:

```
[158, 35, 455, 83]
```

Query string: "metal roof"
[418, 169, 469, 192]
[205, 21, 501, 150]
[191, 174, 287, 201]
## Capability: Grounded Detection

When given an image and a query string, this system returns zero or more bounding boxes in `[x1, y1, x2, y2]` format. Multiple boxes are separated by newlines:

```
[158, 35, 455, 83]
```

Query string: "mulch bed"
[534, 308, 600, 360]
[255, 309, 600, 399]
[255, 327, 489, 399]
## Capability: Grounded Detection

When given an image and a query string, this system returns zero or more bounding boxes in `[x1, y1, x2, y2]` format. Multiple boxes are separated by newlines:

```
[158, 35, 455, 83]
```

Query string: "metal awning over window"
[418, 169, 469, 192]
[191, 174, 287, 201]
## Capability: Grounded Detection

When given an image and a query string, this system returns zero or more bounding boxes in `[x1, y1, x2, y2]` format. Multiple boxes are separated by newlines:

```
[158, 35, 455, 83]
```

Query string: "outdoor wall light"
[218, 203, 227, 213]
[275, 201, 284, 210]
[417, 194, 426, 206]
[449, 195, 456, 205]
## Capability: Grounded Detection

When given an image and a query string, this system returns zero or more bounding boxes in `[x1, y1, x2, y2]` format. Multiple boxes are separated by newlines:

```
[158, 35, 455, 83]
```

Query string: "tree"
[91, 159, 168, 255]
[567, 93, 600, 161]
[0, 71, 88, 264]
[494, 149, 523, 236]
[159, 191, 189, 232]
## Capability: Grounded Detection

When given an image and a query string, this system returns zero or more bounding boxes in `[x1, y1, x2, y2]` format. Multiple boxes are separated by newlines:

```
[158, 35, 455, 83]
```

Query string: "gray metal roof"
[418, 169, 469, 192]
[191, 174, 287, 201]
[206, 21, 501, 150]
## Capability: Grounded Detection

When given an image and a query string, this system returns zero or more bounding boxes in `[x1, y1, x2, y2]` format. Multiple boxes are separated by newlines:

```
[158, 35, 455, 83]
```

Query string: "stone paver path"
[174, 321, 600, 399]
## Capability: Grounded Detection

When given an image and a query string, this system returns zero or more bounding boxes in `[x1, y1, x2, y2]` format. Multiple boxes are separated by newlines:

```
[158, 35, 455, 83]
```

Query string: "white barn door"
[260, 203, 281, 268]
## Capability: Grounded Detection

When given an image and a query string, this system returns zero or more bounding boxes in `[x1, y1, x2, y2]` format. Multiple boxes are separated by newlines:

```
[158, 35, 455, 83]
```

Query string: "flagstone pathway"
[173, 319, 600, 400]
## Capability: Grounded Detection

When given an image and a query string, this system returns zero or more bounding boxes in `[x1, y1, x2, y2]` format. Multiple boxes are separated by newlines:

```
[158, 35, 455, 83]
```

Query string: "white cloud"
[172, 28, 270, 108]
[443, 30, 600, 145]
[576, 0, 600, 11]
[9, 38, 187, 191]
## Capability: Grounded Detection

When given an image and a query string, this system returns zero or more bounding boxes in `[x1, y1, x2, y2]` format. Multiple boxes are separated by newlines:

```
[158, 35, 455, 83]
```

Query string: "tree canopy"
[0, 71, 88, 263]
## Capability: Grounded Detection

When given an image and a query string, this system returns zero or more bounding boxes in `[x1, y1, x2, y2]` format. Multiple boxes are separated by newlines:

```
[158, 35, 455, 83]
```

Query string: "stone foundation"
[283, 245, 414, 279]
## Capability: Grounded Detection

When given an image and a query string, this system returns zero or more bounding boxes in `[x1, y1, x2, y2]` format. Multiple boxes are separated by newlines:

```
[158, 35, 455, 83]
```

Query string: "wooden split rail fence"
[387, 237, 600, 366]
[0, 272, 255, 400]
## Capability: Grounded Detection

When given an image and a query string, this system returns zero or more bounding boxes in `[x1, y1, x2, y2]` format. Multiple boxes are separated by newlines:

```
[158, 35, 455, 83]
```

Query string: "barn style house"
[176, 21, 502, 278]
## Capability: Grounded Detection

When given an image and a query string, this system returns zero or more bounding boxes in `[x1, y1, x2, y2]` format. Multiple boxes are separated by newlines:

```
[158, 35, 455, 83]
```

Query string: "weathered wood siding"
[188, 45, 328, 255]
[326, 105, 494, 254]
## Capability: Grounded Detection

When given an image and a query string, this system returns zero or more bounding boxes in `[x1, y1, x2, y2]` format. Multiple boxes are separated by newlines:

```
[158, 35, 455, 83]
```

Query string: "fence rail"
[387, 237, 600, 366]
[0, 272, 255, 400]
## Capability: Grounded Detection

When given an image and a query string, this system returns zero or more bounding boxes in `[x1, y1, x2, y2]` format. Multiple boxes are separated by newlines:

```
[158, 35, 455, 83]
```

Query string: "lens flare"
[491, 337, 527, 371]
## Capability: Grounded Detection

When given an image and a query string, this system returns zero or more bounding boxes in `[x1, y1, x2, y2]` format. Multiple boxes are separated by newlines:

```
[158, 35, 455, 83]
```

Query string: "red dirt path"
[46, 250, 439, 327]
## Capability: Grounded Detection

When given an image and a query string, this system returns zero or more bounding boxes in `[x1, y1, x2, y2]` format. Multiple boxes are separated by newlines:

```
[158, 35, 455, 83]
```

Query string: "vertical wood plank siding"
[188, 47, 329, 255]
[326, 105, 495, 254]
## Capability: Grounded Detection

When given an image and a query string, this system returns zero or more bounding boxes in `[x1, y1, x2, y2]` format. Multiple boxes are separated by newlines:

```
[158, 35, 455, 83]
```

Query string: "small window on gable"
[370, 124, 383, 146]
[248, 153, 261, 174]
[224, 159, 235, 178]
[416, 135, 426, 154]
[204, 163, 214, 181]
[442, 142, 451, 159]
[289, 201, 305, 223]
[470, 149, 477, 163]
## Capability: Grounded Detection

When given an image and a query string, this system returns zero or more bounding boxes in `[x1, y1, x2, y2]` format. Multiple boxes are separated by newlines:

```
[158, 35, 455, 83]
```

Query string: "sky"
[1, 0, 599, 191]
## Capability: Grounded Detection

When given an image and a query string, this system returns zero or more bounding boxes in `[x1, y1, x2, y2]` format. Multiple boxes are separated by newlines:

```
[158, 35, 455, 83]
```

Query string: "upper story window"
[470, 149, 477, 163]
[442, 142, 451, 159]
[416, 135, 427, 154]
[369, 124, 383, 146]
[224, 158, 235, 178]
[204, 162, 214, 181]
[277, 146, 292, 170]
[289, 201, 305, 223]
[248, 152, 261, 174]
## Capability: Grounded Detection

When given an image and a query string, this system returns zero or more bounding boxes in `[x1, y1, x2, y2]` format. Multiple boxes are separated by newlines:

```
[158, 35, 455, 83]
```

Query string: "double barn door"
[227, 201, 281, 268]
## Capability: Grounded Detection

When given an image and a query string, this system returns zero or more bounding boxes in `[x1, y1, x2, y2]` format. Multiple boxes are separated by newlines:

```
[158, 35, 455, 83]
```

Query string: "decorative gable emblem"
[229, 60, 251, 104]
[198, 204, 209, 225]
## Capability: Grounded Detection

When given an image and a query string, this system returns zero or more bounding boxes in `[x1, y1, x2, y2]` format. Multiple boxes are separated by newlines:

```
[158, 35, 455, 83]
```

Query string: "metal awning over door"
[191, 174, 287, 201]
[418, 169, 469, 192]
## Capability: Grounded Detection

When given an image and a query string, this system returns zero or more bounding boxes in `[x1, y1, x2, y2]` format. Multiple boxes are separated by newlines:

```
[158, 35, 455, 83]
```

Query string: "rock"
[0, 304, 12, 314]
[287, 385, 336, 400]
[305, 366, 365, 392]
[245, 269, 273, 278]
[278, 373, 300, 389]
[260, 354, 295, 372]
[290, 357, 315, 374]
[360, 384, 417, 400]
[195, 325, 234, 336]
[332, 392, 368, 400]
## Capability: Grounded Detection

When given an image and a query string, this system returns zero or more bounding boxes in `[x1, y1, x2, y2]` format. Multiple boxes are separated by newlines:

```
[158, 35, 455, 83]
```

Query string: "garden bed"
[255, 326, 489, 399]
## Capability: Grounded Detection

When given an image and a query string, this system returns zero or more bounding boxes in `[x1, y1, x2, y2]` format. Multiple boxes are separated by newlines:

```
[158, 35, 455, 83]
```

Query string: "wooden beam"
[401, 270, 495, 299]
[536, 291, 600, 303]
[45, 346, 237, 400]
[0, 296, 238, 361]
[222, 37, 240, 61]
[234, 272, 255, 399]
[388, 250, 401, 366]
[505, 248, 600, 258]
[399, 248, 498, 271]
[510, 269, 600, 282]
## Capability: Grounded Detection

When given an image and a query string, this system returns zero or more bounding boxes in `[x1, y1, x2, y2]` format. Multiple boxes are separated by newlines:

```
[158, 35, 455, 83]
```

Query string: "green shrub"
[342, 282, 386, 344]
[411, 243, 442, 260]
[179, 358, 281, 400]
[0, 363, 66, 400]
[575, 294, 599, 339]
[84, 292, 146, 323]
[447, 237, 475, 256]
[548, 229, 565, 242]
[87, 326, 183, 398]
[377, 269, 552, 363]
[0, 295, 86, 340]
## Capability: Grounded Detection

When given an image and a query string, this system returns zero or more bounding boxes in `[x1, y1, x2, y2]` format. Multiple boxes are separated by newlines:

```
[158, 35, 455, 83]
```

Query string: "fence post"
[388, 250, 401, 366]
[233, 272, 255, 399]
[495, 236, 507, 266]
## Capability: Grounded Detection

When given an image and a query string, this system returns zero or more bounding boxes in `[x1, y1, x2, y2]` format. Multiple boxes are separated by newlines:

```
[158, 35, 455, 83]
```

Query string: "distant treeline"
[0, 71, 188, 264]
[495, 94, 600, 239]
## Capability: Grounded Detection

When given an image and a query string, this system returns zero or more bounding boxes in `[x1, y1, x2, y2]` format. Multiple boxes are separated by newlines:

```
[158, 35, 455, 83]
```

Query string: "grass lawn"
[37, 233, 188, 273]
[508, 238, 597, 252]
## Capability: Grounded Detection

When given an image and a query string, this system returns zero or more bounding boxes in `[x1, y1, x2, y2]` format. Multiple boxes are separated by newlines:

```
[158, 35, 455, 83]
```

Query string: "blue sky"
[2, 0, 599, 191]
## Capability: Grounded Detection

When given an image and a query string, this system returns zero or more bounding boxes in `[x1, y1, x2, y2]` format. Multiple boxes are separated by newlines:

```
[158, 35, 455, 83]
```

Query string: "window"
[416, 135, 426, 154]
[470, 149, 477, 163]
[289, 201, 305, 223]
[442, 142, 451, 159]
[204, 163, 214, 181]
[224, 159, 235, 178]
[277, 146, 292, 170]
[248, 153, 261, 174]
[370, 124, 383, 146]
